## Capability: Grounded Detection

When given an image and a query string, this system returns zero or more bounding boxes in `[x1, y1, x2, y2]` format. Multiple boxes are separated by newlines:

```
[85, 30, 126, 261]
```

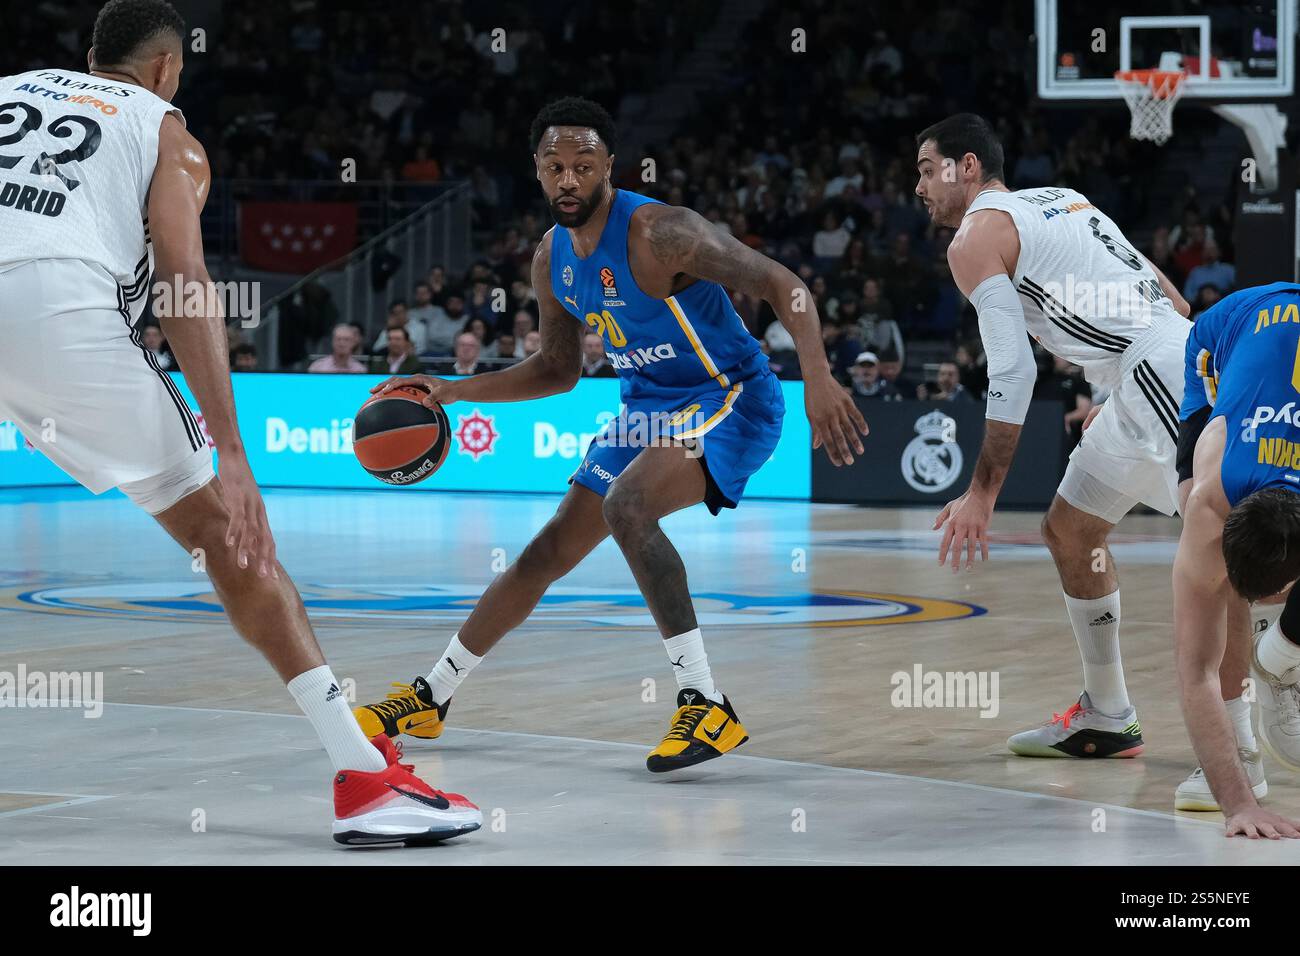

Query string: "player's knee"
[1040, 508, 1065, 553]
[601, 483, 648, 537]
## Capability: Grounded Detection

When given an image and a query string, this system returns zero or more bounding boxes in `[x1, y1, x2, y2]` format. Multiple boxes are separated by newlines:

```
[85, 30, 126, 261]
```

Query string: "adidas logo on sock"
[325, 682, 342, 702]
[1090, 612, 1117, 627]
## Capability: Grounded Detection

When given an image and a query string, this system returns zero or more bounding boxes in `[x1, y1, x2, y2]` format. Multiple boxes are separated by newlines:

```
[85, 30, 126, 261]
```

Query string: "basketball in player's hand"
[353, 384, 452, 485]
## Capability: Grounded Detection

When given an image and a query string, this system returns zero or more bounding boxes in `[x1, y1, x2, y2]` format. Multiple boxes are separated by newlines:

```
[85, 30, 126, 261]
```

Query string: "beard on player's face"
[548, 179, 607, 228]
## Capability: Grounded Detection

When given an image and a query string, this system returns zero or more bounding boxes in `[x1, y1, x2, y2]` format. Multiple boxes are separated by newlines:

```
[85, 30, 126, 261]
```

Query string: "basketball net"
[1114, 69, 1187, 145]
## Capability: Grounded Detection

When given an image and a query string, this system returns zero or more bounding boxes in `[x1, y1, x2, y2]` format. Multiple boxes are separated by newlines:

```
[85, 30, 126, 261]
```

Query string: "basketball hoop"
[1114, 69, 1187, 145]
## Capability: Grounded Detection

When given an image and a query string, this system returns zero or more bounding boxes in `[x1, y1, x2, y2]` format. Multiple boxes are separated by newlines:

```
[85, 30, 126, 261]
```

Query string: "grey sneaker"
[1252, 636, 1300, 772]
[1174, 749, 1267, 812]
[1007, 692, 1144, 758]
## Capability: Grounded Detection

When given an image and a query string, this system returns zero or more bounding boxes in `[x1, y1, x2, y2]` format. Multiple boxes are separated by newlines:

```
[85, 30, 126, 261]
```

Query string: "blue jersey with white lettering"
[1181, 282, 1300, 505]
[549, 189, 768, 409]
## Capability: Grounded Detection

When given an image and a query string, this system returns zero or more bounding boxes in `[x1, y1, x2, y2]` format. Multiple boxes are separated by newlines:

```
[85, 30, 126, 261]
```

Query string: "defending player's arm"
[934, 211, 1035, 570]
[637, 203, 868, 466]
[148, 114, 277, 578]
[373, 233, 582, 405]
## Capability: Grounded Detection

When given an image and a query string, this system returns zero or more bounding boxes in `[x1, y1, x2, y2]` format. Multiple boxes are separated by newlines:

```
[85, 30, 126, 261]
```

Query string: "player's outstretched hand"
[219, 453, 278, 580]
[807, 372, 868, 466]
[370, 374, 461, 408]
[933, 487, 992, 572]
[1081, 405, 1102, 432]
[1224, 807, 1300, 839]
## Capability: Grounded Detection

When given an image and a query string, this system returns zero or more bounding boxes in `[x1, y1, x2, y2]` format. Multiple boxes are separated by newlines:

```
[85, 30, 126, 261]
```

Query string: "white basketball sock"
[1225, 693, 1256, 751]
[427, 633, 483, 705]
[1063, 589, 1131, 716]
[1257, 618, 1300, 680]
[287, 665, 385, 773]
[664, 628, 719, 702]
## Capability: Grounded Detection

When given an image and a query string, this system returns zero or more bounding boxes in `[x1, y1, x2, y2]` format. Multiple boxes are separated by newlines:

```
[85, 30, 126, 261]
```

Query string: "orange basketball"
[353, 385, 452, 485]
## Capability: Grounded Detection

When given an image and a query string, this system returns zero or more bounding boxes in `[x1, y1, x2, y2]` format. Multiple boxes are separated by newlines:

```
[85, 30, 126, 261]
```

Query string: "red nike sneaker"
[332, 734, 481, 845]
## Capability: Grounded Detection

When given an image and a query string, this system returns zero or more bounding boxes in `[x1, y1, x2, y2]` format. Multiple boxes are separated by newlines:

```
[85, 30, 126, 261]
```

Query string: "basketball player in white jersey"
[0, 0, 479, 845]
[915, 114, 1265, 808]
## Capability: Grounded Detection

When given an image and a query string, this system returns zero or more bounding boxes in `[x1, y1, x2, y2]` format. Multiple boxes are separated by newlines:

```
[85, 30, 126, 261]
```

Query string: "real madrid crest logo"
[901, 410, 963, 493]
[562, 265, 574, 287]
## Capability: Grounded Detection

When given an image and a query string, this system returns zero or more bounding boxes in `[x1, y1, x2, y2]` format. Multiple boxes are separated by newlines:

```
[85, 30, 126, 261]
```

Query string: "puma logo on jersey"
[608, 343, 677, 371]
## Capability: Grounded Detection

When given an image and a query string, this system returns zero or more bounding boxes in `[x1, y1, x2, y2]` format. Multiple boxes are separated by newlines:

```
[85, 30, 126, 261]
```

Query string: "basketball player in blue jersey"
[357, 97, 868, 771]
[1175, 282, 1300, 837]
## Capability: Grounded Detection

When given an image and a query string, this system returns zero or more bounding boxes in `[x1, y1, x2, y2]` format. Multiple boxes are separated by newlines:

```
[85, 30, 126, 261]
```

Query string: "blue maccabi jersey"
[1181, 282, 1300, 505]
[549, 189, 768, 409]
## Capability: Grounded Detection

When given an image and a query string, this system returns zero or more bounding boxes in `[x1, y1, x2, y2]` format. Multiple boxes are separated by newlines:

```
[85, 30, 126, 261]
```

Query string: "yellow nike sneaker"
[646, 688, 749, 772]
[353, 677, 450, 741]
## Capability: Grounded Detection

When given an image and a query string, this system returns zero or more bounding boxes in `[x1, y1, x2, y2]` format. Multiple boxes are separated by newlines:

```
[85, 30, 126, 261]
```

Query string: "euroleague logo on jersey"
[599, 266, 619, 298]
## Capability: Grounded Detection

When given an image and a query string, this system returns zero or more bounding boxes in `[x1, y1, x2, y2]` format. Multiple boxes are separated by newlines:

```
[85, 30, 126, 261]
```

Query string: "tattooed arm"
[634, 204, 868, 465]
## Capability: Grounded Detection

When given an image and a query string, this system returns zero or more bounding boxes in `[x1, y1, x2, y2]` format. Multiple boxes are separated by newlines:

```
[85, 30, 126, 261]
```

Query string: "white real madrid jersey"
[964, 186, 1182, 387]
[0, 68, 184, 311]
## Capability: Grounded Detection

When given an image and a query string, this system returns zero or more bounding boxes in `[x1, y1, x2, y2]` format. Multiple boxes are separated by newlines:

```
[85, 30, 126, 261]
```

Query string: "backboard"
[1036, 0, 1295, 100]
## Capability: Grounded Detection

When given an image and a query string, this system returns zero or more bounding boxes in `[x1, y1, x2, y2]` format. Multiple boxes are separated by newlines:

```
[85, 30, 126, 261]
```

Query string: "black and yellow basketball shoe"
[646, 688, 749, 772]
[353, 677, 450, 741]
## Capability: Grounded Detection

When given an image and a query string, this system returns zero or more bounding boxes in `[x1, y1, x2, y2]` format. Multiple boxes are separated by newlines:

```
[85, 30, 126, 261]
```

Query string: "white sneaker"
[1007, 692, 1144, 758]
[1173, 749, 1267, 811]
[1252, 636, 1300, 772]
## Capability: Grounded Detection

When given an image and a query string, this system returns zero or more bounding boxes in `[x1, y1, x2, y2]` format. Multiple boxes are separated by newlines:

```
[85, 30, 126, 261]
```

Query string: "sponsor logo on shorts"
[589, 463, 616, 483]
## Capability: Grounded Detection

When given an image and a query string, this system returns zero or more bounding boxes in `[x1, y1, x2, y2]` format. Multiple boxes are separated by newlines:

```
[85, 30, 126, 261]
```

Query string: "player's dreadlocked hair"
[529, 97, 617, 155]
[1223, 487, 1300, 601]
[915, 113, 1005, 184]
[92, 0, 186, 66]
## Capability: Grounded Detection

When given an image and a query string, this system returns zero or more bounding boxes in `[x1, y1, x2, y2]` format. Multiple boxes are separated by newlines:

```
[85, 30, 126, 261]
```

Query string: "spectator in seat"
[812, 210, 852, 267]
[490, 332, 518, 363]
[309, 324, 365, 373]
[230, 343, 259, 372]
[848, 351, 900, 399]
[372, 299, 427, 354]
[370, 325, 422, 375]
[919, 361, 974, 403]
[462, 315, 493, 346]
[823, 321, 862, 385]
[511, 310, 537, 357]
[1173, 220, 1208, 278]
[1050, 355, 1093, 449]
[764, 310, 800, 377]
[1144, 225, 1184, 293]
[581, 332, 616, 378]
[424, 293, 467, 356]
[1190, 283, 1225, 321]
[522, 329, 542, 358]
[433, 332, 487, 376]
[878, 348, 916, 398]
[1183, 238, 1235, 302]
[140, 324, 175, 370]
[408, 281, 439, 330]
[856, 278, 904, 365]
[954, 342, 988, 398]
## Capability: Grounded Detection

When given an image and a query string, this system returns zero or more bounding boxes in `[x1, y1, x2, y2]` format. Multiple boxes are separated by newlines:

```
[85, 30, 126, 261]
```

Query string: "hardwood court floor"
[1, 486, 1297, 864]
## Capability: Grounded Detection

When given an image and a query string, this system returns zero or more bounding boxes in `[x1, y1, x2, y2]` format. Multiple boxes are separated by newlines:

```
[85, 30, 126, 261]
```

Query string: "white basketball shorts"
[1058, 317, 1189, 523]
[0, 258, 214, 513]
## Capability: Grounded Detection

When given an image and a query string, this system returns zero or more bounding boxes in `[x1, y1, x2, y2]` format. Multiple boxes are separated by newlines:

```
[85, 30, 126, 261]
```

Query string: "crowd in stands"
[17, 0, 1271, 447]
